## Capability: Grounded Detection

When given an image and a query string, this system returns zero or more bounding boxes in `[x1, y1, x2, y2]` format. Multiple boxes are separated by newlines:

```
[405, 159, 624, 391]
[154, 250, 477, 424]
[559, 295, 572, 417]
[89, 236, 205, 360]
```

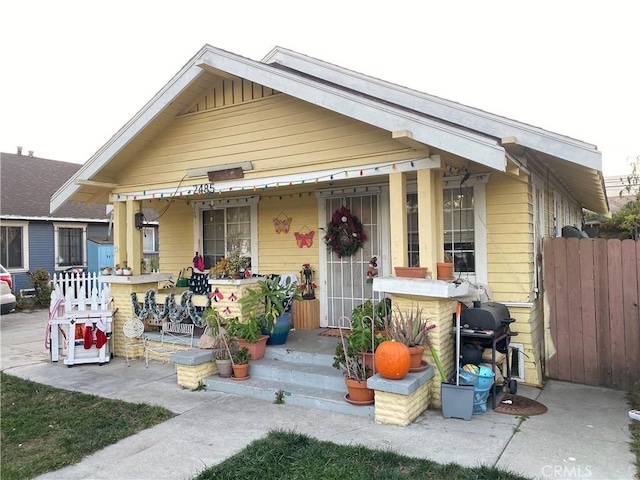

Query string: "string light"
[112, 157, 430, 201]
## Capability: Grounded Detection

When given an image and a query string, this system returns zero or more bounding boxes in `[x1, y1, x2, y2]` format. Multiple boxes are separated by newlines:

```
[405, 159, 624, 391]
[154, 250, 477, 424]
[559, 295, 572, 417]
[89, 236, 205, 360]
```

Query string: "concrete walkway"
[1, 309, 636, 480]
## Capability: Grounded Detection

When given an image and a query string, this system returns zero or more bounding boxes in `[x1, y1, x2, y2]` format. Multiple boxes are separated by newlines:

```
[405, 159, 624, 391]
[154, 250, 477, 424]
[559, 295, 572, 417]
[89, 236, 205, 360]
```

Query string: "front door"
[322, 193, 381, 327]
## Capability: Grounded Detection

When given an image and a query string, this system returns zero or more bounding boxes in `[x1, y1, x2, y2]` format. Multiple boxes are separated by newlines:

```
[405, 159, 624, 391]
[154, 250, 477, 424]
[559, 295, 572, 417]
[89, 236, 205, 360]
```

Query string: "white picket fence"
[49, 272, 112, 313]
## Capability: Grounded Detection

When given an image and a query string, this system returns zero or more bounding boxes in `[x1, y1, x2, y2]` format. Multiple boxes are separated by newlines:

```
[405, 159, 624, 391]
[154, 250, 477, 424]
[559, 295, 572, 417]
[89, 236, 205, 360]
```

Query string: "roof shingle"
[0, 152, 109, 220]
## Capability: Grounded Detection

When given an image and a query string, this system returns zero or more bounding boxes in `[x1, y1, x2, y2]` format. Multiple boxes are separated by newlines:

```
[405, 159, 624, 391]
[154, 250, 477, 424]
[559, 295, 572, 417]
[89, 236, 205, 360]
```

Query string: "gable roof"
[50, 44, 609, 215]
[1, 152, 109, 221]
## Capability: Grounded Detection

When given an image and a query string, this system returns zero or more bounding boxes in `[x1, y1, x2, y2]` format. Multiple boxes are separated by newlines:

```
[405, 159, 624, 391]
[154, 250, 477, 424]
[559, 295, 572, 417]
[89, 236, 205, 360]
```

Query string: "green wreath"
[324, 206, 367, 258]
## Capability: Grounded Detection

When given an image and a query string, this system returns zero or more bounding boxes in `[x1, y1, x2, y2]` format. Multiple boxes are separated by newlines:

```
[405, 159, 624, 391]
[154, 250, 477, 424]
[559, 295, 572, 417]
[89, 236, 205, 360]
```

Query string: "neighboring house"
[0, 151, 159, 294]
[50, 45, 609, 386]
[604, 174, 636, 214]
[1, 150, 111, 294]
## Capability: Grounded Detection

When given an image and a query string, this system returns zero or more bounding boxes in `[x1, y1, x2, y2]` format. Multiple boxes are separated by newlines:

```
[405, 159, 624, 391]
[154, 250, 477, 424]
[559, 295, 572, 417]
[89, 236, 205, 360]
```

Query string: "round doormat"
[494, 393, 548, 416]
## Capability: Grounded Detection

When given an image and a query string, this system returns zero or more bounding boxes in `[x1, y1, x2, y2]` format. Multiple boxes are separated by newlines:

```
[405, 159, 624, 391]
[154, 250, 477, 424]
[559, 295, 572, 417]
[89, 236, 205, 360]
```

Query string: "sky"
[1, 1, 638, 177]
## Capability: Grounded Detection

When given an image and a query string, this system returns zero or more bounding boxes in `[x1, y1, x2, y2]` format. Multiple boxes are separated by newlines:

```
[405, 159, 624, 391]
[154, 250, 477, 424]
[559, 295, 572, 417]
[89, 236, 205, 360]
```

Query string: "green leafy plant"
[191, 380, 206, 392]
[238, 276, 302, 333]
[351, 298, 391, 331]
[28, 269, 52, 308]
[232, 346, 251, 365]
[225, 315, 261, 343]
[333, 326, 369, 381]
[274, 389, 286, 404]
[228, 248, 250, 274]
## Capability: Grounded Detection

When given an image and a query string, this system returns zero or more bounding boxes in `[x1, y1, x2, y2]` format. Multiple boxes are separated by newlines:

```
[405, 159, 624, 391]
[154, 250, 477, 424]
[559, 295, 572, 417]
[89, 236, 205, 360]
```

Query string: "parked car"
[0, 265, 12, 290]
[0, 280, 16, 314]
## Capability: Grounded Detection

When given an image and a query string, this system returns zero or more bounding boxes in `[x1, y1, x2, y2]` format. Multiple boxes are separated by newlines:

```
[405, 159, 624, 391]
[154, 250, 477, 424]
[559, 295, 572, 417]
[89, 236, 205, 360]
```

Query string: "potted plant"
[228, 248, 250, 278]
[385, 303, 436, 370]
[231, 346, 251, 380]
[121, 260, 132, 276]
[238, 275, 302, 345]
[225, 315, 268, 360]
[437, 252, 454, 280]
[333, 327, 374, 405]
[210, 257, 234, 278]
[344, 299, 390, 374]
[213, 332, 237, 378]
[199, 308, 237, 377]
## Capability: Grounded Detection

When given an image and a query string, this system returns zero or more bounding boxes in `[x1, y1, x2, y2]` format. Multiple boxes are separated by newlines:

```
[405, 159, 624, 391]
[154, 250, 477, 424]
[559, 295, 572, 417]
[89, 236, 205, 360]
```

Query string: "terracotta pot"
[232, 363, 249, 379]
[436, 262, 454, 280]
[344, 377, 374, 403]
[359, 351, 377, 377]
[407, 345, 426, 369]
[394, 266, 429, 278]
[236, 335, 269, 360]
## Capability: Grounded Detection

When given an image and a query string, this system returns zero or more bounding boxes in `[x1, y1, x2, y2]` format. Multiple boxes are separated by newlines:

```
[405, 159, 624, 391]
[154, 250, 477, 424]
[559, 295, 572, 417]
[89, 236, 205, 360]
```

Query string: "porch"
[3, 308, 633, 480]
[160, 327, 436, 425]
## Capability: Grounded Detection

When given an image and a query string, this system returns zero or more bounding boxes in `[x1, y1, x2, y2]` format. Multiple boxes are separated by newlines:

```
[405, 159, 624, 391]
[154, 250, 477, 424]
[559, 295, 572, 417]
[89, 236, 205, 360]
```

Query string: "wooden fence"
[543, 237, 640, 390]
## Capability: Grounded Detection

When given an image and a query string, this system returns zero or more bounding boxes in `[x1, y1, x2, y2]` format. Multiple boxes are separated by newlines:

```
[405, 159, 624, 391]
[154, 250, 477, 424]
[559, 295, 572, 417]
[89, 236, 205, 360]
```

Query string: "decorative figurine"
[366, 256, 378, 283]
[300, 263, 316, 300]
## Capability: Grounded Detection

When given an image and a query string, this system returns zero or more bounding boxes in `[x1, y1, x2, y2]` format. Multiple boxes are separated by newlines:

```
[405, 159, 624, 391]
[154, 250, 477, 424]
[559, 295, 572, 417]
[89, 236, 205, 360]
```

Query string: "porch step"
[202, 344, 374, 418]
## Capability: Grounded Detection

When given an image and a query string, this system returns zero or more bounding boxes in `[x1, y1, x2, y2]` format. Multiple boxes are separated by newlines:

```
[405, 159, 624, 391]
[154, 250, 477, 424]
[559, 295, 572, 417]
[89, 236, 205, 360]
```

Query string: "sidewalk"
[1, 310, 636, 480]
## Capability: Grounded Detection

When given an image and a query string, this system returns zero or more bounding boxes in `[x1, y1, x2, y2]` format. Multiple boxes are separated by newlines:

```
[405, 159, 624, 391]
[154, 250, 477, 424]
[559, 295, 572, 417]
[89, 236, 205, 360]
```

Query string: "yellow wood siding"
[153, 200, 194, 277]
[484, 173, 546, 385]
[256, 192, 319, 276]
[113, 94, 420, 191]
[486, 174, 533, 303]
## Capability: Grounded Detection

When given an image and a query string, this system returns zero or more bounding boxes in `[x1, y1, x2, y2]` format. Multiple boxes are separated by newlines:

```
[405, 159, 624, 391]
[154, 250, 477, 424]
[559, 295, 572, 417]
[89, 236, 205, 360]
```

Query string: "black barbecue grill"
[459, 301, 518, 408]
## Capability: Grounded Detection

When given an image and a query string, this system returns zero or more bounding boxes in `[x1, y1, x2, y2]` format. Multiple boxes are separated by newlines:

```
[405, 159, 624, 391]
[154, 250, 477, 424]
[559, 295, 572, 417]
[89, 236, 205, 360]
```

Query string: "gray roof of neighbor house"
[1, 151, 110, 221]
[50, 44, 609, 215]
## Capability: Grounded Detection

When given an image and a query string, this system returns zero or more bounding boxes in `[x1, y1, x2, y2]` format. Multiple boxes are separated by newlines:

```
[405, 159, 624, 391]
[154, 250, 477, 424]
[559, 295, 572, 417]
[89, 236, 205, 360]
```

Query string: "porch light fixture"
[186, 161, 253, 179]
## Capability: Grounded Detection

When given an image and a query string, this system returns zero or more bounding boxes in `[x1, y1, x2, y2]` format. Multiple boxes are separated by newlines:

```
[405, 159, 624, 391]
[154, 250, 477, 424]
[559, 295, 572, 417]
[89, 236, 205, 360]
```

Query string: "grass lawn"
[194, 429, 530, 480]
[0, 372, 175, 480]
[1, 370, 637, 480]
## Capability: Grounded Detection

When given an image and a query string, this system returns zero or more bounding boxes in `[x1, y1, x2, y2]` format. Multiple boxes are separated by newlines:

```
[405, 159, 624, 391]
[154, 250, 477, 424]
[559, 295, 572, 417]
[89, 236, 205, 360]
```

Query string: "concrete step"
[247, 357, 346, 391]
[202, 374, 374, 418]
[202, 340, 375, 418]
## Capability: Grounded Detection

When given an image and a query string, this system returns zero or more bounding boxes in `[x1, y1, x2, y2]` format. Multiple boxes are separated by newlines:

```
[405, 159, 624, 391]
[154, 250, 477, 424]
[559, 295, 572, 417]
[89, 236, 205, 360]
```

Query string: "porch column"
[126, 200, 143, 275]
[112, 202, 127, 268]
[389, 172, 408, 268]
[417, 169, 443, 275]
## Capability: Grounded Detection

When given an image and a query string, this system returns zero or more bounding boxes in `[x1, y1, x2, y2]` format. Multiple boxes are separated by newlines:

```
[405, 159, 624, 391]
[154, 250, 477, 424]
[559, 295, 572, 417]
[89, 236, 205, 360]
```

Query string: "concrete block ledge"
[367, 366, 434, 395]
[171, 349, 213, 366]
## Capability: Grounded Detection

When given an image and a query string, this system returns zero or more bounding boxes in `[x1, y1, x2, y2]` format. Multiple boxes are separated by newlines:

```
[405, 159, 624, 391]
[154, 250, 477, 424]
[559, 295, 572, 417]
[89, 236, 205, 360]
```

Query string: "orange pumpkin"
[374, 340, 411, 380]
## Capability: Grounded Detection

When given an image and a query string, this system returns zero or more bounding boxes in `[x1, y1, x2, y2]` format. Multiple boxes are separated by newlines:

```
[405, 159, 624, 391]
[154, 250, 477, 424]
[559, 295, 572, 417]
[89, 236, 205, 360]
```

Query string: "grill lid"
[460, 302, 514, 330]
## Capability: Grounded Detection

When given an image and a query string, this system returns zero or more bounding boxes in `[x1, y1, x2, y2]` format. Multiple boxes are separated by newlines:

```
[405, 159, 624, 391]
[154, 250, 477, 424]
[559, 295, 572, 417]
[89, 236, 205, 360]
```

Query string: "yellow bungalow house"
[51, 44, 608, 394]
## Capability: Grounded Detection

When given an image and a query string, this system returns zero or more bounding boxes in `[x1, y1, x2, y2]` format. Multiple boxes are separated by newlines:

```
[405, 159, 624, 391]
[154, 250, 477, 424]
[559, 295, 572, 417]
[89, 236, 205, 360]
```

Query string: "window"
[407, 175, 487, 283]
[53, 223, 87, 269]
[1, 222, 28, 269]
[406, 194, 420, 267]
[443, 186, 475, 274]
[198, 198, 258, 271]
[143, 227, 156, 253]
